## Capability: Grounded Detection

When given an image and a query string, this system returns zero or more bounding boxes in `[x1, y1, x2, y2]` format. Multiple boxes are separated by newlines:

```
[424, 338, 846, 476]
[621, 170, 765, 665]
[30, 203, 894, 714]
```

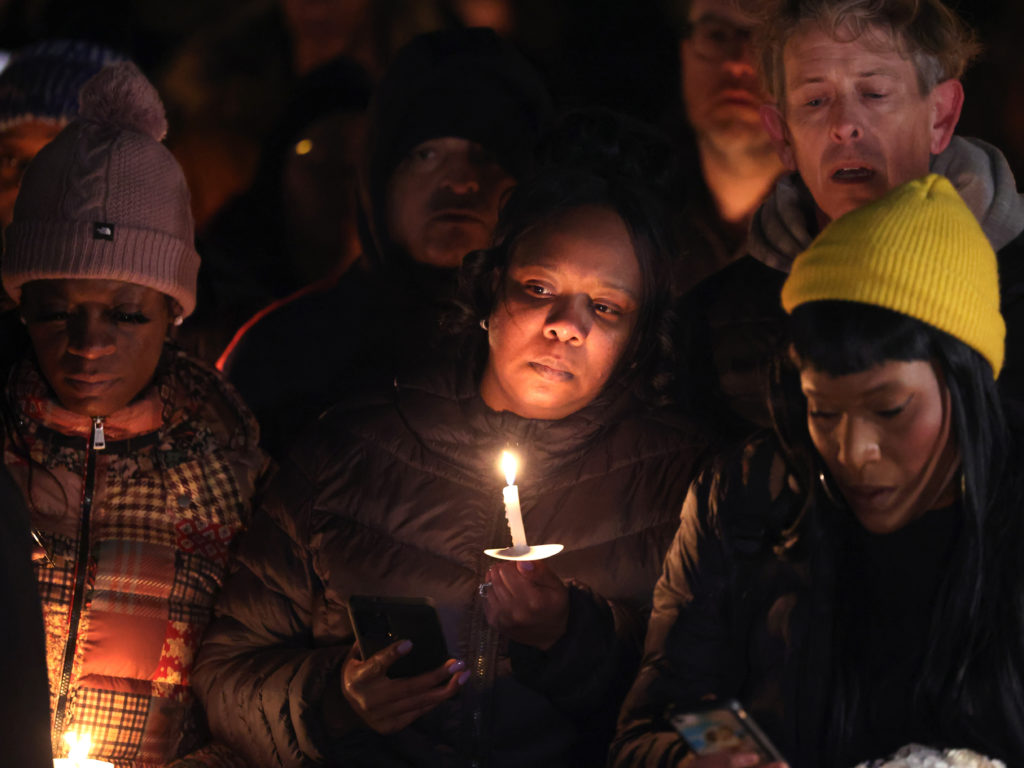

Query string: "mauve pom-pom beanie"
[2, 61, 200, 316]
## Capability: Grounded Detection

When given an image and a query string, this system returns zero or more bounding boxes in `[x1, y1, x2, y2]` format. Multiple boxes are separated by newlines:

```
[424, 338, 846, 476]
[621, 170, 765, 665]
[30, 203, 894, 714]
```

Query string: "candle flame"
[500, 450, 518, 486]
[64, 731, 91, 760]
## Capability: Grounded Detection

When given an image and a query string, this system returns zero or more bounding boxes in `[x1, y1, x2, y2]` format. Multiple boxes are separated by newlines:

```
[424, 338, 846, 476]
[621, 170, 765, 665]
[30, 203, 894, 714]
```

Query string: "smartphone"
[348, 595, 449, 678]
[669, 699, 785, 763]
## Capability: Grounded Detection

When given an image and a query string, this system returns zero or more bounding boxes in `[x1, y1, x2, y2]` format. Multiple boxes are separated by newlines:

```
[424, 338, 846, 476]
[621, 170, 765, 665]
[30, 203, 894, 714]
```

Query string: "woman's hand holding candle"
[482, 561, 569, 649]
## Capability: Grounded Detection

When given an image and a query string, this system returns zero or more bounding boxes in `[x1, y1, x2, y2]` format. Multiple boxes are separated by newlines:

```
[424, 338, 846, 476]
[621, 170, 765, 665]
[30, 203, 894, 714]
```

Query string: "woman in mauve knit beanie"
[612, 175, 1024, 766]
[2, 60, 201, 416]
[0, 62, 264, 766]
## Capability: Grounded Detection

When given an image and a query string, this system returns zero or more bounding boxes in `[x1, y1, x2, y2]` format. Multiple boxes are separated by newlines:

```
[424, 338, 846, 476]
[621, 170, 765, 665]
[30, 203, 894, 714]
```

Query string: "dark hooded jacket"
[676, 136, 1024, 442]
[193, 341, 702, 768]
[0, 464, 52, 768]
[220, 29, 551, 459]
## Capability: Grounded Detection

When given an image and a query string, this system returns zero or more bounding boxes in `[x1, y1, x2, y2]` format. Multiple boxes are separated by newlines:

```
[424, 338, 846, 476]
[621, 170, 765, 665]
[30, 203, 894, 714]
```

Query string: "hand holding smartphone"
[348, 595, 449, 678]
[669, 700, 787, 767]
[343, 596, 468, 735]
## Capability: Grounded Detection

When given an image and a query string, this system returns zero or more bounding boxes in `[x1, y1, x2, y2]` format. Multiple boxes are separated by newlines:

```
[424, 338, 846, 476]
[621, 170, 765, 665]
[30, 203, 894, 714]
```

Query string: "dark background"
[0, 0, 1017, 208]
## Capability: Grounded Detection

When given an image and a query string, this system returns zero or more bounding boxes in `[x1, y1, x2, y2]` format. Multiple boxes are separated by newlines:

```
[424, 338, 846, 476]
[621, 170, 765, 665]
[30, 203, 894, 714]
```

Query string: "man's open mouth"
[831, 167, 875, 182]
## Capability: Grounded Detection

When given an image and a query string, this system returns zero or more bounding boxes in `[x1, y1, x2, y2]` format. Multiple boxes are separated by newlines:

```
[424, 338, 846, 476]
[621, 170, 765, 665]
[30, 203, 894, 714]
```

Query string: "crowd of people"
[1, 1, 1024, 767]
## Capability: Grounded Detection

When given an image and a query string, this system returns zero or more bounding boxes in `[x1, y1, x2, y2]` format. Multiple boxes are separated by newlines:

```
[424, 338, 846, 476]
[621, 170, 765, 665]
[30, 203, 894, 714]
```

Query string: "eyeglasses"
[683, 16, 754, 62]
[0, 153, 34, 187]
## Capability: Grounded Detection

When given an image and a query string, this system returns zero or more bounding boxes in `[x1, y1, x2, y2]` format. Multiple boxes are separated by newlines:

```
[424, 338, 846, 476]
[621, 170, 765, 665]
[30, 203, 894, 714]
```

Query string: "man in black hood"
[220, 28, 551, 459]
[363, 27, 548, 271]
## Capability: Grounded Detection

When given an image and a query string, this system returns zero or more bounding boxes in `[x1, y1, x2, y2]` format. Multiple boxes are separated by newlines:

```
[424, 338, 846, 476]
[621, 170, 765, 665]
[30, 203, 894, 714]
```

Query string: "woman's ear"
[761, 103, 797, 172]
[167, 298, 184, 327]
[786, 343, 803, 369]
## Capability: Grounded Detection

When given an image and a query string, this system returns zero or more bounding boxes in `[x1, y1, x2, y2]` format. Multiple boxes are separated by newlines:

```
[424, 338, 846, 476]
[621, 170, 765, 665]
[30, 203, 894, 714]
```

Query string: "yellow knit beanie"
[781, 174, 1005, 377]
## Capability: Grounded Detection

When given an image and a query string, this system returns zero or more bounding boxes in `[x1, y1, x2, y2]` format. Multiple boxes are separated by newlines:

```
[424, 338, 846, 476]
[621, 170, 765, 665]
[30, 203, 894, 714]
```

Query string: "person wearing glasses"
[669, 0, 787, 448]
[671, 0, 783, 294]
[674, 0, 1024, 448]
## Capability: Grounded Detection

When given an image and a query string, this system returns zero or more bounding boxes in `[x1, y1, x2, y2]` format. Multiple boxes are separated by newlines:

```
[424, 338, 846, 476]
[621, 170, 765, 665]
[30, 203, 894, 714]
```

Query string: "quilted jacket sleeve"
[509, 525, 680, 703]
[507, 431, 700, 760]
[191, 452, 367, 768]
[507, 577, 659, 766]
[608, 476, 739, 768]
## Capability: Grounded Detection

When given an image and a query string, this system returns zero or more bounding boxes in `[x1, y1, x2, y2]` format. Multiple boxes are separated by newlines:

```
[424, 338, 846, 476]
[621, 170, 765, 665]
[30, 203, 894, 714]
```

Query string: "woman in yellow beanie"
[612, 175, 1024, 768]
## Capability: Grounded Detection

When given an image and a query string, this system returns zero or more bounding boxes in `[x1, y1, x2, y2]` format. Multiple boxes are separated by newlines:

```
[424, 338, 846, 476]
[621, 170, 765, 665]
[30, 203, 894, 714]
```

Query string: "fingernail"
[397, 640, 413, 654]
[738, 755, 760, 767]
[519, 561, 534, 572]
[448, 659, 466, 673]
[457, 670, 471, 685]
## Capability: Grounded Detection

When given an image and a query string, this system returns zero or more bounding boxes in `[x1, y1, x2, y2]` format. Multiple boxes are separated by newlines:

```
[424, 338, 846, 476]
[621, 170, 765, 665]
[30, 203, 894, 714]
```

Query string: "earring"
[479, 318, 488, 331]
[19, 316, 27, 325]
[818, 471, 845, 508]
[173, 316, 183, 327]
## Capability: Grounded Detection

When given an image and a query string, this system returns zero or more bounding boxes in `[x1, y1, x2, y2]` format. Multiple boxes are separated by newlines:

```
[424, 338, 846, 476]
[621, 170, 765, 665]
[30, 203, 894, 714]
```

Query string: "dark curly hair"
[449, 109, 679, 406]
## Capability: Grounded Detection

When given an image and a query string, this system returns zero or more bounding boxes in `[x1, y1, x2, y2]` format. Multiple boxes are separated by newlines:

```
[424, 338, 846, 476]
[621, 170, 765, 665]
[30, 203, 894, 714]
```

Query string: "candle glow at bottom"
[53, 732, 114, 768]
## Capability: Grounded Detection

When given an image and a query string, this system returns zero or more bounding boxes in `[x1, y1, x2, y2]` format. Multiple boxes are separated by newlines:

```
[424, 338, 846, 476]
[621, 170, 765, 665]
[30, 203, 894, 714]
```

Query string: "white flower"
[853, 744, 1006, 768]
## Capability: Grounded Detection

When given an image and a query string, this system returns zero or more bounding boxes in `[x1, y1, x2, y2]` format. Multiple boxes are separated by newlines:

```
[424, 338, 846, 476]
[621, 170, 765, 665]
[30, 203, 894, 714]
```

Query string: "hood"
[931, 136, 1024, 251]
[749, 135, 1024, 272]
[358, 28, 551, 273]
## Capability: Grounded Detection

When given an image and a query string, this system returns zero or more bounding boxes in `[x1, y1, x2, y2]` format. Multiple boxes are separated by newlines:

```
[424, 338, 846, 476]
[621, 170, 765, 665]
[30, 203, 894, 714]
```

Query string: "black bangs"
[789, 301, 935, 376]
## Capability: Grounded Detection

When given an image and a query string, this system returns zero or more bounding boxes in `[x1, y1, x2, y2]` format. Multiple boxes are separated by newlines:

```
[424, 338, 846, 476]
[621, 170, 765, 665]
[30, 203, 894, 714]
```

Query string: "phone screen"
[669, 702, 783, 761]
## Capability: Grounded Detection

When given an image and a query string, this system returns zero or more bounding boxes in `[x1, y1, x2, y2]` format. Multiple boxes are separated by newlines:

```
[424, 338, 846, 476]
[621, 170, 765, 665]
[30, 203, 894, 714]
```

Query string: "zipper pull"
[30, 528, 55, 568]
[92, 417, 106, 451]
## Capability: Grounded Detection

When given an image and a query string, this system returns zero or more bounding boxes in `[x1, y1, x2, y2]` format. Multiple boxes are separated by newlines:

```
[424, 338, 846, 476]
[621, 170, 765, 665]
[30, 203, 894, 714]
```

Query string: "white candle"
[53, 732, 114, 768]
[500, 451, 529, 551]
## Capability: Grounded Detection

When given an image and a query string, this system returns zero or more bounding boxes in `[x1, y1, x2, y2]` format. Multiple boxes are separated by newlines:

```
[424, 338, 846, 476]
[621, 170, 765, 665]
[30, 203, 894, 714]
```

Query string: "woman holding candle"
[0, 63, 265, 766]
[192, 113, 703, 767]
[611, 176, 1024, 768]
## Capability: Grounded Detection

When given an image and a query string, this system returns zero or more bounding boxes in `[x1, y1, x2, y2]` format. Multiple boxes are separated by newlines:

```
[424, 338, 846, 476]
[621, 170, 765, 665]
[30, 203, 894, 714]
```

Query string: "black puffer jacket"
[193, 349, 702, 768]
[611, 437, 1024, 768]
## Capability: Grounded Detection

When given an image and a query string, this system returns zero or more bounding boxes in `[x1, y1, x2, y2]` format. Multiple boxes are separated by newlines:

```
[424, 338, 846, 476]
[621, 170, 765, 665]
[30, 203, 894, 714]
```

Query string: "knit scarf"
[749, 136, 1024, 272]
